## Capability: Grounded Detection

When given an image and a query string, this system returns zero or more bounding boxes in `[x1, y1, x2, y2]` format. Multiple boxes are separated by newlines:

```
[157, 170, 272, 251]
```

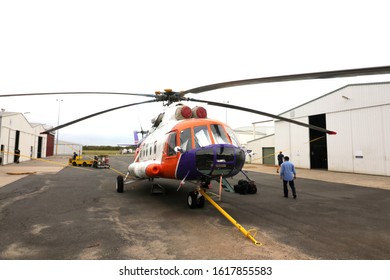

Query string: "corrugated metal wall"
[55, 142, 82, 156]
[328, 105, 390, 176]
[247, 134, 275, 164]
[383, 105, 390, 176]
[275, 119, 310, 169]
[327, 111, 354, 172]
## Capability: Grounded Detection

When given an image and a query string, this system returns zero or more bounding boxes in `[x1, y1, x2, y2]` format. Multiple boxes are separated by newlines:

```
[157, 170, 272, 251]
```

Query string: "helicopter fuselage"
[127, 104, 245, 182]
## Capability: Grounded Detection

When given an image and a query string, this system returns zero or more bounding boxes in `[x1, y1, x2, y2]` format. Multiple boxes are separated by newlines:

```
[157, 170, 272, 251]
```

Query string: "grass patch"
[82, 150, 122, 155]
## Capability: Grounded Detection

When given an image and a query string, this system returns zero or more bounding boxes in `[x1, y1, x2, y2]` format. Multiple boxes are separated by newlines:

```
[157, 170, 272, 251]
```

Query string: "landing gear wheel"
[187, 192, 197, 208]
[187, 191, 205, 209]
[116, 175, 124, 193]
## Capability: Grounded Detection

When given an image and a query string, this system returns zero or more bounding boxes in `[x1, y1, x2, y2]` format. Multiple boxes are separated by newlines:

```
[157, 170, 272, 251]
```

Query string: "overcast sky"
[1, 0, 390, 145]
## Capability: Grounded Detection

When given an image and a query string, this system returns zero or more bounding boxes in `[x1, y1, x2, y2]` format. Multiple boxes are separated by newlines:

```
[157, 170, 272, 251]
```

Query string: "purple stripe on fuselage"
[176, 148, 198, 180]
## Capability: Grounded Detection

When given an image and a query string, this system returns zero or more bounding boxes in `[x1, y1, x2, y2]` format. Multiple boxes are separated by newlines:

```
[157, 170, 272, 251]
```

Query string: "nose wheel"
[187, 191, 205, 208]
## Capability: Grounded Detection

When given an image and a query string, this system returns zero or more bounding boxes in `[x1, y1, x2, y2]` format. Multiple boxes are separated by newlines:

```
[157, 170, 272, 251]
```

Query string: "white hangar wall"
[55, 140, 83, 156]
[327, 105, 390, 175]
[249, 119, 310, 167]
[246, 134, 275, 164]
[275, 119, 311, 169]
[276, 82, 390, 176]
[0, 112, 48, 165]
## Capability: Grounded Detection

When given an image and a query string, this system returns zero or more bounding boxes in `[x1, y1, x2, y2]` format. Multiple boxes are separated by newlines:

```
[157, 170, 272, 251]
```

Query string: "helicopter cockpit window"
[210, 124, 230, 144]
[180, 128, 192, 152]
[166, 131, 177, 156]
[225, 126, 241, 147]
[194, 126, 212, 148]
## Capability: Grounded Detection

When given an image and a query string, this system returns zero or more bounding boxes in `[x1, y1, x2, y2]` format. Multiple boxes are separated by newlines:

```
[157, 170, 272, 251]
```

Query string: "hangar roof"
[278, 81, 390, 118]
[0, 111, 54, 134]
[0, 111, 20, 118]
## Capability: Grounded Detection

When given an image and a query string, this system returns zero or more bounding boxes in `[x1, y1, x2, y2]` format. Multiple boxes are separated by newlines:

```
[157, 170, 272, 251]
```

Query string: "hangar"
[0, 112, 54, 165]
[246, 81, 390, 176]
[54, 140, 83, 156]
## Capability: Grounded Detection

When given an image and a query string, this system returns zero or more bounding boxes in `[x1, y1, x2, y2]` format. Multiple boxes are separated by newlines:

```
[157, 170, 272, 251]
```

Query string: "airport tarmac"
[1, 155, 389, 260]
[1, 156, 390, 190]
[0, 156, 71, 188]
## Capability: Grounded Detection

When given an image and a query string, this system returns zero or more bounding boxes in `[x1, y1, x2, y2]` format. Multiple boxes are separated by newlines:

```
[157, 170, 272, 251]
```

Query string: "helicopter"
[2, 65, 390, 208]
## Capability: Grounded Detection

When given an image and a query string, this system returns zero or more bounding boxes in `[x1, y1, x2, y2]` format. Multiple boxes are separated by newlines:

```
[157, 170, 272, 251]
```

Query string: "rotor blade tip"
[327, 131, 337, 135]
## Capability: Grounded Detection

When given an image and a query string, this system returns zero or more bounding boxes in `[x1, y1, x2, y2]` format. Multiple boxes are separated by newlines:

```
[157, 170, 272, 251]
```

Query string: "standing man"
[276, 151, 284, 173]
[280, 156, 297, 199]
[14, 149, 20, 164]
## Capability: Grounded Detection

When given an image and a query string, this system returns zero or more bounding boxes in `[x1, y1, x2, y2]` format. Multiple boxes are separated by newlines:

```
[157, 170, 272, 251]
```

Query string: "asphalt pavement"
[1, 156, 389, 190]
[0, 155, 389, 260]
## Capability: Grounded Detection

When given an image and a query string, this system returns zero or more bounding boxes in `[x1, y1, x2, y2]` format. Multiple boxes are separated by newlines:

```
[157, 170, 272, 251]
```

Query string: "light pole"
[224, 100, 229, 124]
[55, 99, 63, 156]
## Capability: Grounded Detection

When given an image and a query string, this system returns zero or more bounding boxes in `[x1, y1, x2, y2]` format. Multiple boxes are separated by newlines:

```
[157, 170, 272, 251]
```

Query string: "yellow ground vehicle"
[68, 156, 94, 167]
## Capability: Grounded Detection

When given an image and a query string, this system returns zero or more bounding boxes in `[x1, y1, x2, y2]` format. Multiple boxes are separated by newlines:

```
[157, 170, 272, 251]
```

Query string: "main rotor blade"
[189, 98, 336, 135]
[42, 99, 157, 134]
[0, 91, 155, 98]
[182, 65, 390, 95]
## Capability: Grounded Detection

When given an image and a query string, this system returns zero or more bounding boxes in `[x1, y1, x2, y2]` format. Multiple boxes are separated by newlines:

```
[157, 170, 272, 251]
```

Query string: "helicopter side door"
[160, 130, 180, 179]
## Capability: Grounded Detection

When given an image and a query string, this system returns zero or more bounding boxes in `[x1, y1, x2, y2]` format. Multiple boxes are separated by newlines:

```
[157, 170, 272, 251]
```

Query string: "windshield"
[210, 124, 230, 144]
[180, 128, 192, 152]
[224, 126, 241, 146]
[194, 126, 212, 148]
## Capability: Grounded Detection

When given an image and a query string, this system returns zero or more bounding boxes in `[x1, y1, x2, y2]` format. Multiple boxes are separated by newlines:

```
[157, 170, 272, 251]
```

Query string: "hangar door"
[309, 114, 328, 169]
[37, 136, 43, 158]
[262, 147, 275, 165]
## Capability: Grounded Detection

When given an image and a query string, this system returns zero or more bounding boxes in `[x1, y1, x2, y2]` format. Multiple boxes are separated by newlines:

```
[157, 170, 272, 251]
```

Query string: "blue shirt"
[280, 161, 296, 181]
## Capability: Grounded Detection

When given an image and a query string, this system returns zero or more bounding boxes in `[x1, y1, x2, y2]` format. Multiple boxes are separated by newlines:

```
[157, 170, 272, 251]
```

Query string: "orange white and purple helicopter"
[3, 65, 390, 208]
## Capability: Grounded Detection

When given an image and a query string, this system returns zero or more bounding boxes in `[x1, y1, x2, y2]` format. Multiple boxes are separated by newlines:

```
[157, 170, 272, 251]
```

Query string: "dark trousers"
[283, 180, 296, 197]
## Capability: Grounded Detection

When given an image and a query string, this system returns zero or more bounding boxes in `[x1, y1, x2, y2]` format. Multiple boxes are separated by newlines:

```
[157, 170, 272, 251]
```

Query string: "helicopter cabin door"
[161, 131, 180, 178]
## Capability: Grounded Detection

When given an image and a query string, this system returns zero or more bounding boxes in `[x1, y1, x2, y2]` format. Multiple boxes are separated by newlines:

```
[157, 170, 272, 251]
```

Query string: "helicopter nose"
[195, 144, 245, 177]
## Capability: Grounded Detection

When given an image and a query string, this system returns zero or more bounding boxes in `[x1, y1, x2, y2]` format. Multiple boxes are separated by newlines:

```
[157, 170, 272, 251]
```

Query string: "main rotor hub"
[155, 89, 186, 105]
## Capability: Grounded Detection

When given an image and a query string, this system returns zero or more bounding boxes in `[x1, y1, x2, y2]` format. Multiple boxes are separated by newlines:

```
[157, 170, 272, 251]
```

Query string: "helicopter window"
[210, 124, 230, 144]
[180, 128, 192, 152]
[166, 132, 177, 156]
[224, 126, 241, 146]
[194, 126, 212, 148]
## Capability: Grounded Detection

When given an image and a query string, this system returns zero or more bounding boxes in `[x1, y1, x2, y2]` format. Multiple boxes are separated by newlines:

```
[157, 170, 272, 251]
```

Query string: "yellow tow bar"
[199, 189, 262, 246]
